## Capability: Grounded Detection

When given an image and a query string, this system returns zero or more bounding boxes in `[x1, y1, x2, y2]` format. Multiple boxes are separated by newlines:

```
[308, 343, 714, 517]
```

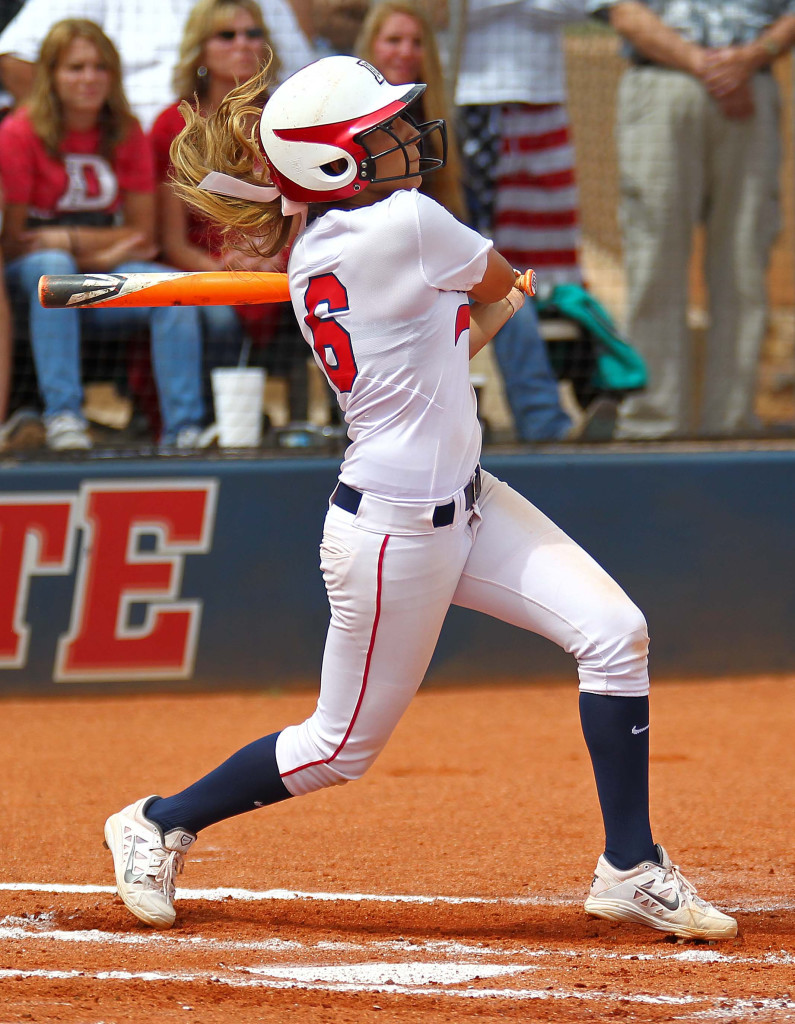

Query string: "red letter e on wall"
[56, 481, 217, 682]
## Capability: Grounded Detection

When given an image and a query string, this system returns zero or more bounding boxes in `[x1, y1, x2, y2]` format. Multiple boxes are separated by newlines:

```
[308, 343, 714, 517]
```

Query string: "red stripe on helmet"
[273, 98, 413, 145]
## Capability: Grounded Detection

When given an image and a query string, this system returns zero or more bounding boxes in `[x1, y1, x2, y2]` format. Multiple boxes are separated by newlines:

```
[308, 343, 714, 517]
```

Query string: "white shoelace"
[665, 859, 710, 908]
[145, 844, 186, 899]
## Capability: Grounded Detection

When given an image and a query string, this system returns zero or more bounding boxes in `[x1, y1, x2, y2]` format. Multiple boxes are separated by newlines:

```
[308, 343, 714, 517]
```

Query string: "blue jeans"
[492, 298, 572, 441]
[6, 250, 205, 442]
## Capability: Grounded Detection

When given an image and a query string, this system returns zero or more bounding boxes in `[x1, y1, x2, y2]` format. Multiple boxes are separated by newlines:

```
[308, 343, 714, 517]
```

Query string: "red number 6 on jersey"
[303, 273, 358, 393]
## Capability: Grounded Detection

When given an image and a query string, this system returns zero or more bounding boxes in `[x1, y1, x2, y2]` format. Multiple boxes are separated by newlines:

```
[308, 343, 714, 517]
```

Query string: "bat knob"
[515, 269, 537, 298]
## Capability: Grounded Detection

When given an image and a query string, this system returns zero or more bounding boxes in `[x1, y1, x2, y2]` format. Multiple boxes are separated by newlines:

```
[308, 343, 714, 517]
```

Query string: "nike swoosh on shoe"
[639, 885, 680, 911]
[123, 840, 145, 884]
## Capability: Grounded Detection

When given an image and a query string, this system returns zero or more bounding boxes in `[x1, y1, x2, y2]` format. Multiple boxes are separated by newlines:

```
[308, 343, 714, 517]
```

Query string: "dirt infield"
[1, 676, 793, 1023]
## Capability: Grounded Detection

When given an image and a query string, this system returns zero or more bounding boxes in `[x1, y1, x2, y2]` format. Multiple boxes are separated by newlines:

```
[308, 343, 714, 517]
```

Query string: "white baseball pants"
[276, 469, 649, 796]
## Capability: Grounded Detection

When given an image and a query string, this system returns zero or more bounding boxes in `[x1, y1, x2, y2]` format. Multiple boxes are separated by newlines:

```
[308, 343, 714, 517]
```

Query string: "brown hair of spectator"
[173, 0, 279, 102]
[356, 0, 467, 222]
[170, 62, 291, 258]
[28, 19, 136, 159]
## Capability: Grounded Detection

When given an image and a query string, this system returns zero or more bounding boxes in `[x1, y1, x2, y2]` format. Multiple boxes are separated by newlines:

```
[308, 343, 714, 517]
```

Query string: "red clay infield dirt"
[1, 675, 793, 1023]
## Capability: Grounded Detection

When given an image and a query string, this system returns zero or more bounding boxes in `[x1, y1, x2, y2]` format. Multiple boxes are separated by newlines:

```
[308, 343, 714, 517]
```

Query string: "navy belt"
[333, 466, 481, 528]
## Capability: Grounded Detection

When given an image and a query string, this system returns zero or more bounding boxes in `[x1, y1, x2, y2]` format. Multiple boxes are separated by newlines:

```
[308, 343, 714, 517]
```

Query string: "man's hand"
[715, 80, 756, 120]
[24, 227, 72, 254]
[701, 47, 756, 99]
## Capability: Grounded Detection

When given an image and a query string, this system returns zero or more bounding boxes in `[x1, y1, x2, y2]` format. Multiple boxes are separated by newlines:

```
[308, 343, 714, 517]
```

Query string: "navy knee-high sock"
[579, 693, 656, 870]
[146, 732, 292, 835]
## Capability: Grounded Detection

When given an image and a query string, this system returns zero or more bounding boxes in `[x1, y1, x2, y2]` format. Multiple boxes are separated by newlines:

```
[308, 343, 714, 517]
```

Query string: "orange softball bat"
[514, 269, 538, 298]
[38, 271, 291, 309]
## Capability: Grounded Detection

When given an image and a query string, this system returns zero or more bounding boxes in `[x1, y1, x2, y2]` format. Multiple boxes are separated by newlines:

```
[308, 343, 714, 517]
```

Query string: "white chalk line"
[0, 966, 713, 1007]
[2, 915, 794, 967]
[4, 914, 795, 1020]
[0, 882, 574, 905]
[3, 965, 795, 1018]
[1, 882, 791, 913]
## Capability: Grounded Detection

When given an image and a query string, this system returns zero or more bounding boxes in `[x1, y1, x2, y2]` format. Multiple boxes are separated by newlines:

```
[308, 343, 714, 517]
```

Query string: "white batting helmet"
[259, 56, 447, 203]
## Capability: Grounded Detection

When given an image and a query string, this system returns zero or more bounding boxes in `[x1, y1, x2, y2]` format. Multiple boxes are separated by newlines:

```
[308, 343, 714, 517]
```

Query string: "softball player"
[105, 56, 736, 941]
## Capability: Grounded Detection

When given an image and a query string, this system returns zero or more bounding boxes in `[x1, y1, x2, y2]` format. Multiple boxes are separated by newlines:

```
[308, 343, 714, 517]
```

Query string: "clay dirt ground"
[1, 676, 793, 1023]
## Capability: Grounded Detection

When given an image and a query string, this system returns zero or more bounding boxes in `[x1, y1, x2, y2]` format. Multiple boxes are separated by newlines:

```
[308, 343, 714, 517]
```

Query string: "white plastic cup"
[211, 367, 266, 448]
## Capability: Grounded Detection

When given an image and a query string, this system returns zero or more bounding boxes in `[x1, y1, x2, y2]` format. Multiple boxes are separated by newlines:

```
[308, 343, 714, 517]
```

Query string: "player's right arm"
[467, 247, 515, 303]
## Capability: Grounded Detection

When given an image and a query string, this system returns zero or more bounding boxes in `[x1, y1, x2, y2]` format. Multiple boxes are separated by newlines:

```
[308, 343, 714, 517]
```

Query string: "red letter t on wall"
[0, 496, 76, 667]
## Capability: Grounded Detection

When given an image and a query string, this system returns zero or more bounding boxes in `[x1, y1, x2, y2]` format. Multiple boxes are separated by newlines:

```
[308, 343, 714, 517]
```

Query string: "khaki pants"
[615, 68, 781, 438]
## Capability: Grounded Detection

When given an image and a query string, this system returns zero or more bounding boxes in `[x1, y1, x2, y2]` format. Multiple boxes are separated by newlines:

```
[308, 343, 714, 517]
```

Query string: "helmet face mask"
[356, 110, 448, 186]
[258, 56, 448, 204]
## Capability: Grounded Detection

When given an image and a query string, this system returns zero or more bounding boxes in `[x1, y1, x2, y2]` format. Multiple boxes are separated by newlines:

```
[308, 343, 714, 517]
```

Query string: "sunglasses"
[214, 27, 264, 41]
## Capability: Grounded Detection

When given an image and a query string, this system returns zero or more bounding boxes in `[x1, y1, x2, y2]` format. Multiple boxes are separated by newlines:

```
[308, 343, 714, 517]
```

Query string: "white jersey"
[288, 190, 491, 503]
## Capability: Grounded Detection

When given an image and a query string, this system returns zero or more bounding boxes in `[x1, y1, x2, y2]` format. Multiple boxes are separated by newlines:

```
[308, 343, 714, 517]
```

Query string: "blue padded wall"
[0, 447, 791, 694]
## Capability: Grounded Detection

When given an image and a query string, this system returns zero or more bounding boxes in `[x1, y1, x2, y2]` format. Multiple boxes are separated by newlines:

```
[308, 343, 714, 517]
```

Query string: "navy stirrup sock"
[146, 732, 292, 835]
[579, 692, 656, 870]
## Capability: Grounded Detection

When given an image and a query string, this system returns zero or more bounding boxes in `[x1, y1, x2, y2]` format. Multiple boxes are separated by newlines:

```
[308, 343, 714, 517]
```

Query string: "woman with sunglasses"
[151, 0, 289, 416]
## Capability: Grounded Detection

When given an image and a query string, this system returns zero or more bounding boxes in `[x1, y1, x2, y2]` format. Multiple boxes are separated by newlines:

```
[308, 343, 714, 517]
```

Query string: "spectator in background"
[313, 0, 370, 56]
[455, 0, 588, 287]
[587, 1, 795, 439]
[0, 0, 315, 130]
[362, 0, 577, 440]
[451, 0, 623, 440]
[0, 177, 44, 451]
[151, 0, 286, 420]
[360, 0, 580, 442]
[0, 187, 10, 429]
[0, 18, 205, 450]
[357, 0, 468, 220]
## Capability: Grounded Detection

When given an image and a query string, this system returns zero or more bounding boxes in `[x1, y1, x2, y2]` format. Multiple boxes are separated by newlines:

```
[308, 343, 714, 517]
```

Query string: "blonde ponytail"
[168, 64, 293, 257]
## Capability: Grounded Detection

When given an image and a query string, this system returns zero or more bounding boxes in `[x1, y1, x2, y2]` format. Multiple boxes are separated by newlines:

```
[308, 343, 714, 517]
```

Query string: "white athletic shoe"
[584, 844, 737, 941]
[175, 425, 204, 449]
[45, 411, 92, 451]
[104, 796, 196, 929]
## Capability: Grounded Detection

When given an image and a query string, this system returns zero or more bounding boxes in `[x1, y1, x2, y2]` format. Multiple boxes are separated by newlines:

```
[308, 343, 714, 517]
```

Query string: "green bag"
[536, 283, 648, 394]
